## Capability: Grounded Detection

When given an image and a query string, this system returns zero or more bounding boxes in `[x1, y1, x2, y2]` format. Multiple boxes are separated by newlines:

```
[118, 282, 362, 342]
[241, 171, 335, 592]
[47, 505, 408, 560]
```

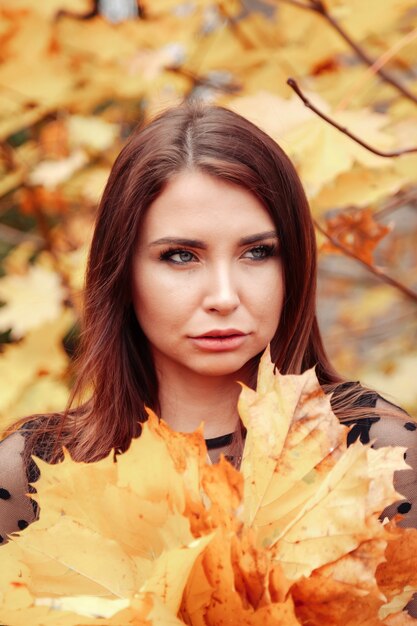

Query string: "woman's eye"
[244, 244, 275, 260]
[172, 250, 195, 263]
[160, 249, 196, 264]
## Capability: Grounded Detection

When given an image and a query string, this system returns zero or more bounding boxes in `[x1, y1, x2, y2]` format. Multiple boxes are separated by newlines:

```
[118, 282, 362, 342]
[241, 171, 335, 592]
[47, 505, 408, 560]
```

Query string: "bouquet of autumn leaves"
[1, 350, 417, 625]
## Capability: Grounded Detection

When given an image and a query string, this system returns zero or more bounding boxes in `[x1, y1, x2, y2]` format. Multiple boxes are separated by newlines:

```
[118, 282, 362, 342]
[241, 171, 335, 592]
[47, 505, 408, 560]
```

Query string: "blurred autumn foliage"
[0, 0, 416, 429]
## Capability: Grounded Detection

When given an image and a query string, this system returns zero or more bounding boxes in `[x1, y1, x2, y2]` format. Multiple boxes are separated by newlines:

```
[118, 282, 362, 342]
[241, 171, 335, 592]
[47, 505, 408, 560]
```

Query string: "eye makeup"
[159, 247, 198, 264]
[158, 241, 278, 265]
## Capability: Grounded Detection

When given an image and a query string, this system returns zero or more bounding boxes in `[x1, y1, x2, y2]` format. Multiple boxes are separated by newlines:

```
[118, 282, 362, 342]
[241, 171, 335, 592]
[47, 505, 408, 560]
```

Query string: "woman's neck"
[156, 366, 243, 439]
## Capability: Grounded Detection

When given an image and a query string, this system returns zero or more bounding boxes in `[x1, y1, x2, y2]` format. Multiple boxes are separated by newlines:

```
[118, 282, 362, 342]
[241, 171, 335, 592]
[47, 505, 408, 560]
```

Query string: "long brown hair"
[20, 103, 388, 462]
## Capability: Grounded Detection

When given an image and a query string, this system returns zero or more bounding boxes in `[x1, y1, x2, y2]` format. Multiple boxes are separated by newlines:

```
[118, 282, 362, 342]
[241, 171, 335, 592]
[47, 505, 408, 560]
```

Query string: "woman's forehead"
[138, 170, 276, 243]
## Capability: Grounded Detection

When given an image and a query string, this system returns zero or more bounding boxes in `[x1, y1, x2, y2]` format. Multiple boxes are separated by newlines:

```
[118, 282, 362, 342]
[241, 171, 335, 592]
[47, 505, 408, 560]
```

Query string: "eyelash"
[247, 244, 277, 260]
[159, 244, 277, 265]
[159, 248, 197, 264]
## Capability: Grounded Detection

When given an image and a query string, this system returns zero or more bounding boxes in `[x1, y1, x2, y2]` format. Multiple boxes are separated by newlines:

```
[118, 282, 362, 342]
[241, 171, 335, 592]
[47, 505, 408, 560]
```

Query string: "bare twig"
[279, 0, 313, 9]
[314, 219, 417, 302]
[374, 188, 417, 220]
[279, 0, 417, 107]
[335, 26, 417, 112]
[287, 78, 417, 157]
[217, 1, 258, 50]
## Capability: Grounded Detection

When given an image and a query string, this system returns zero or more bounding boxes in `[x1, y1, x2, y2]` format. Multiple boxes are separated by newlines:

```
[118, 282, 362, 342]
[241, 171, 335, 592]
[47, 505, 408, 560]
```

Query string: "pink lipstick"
[190, 329, 248, 352]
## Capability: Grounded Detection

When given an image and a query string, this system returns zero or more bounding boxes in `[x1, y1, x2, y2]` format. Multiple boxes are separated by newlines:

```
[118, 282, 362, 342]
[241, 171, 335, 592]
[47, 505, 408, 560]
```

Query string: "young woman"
[1, 103, 416, 546]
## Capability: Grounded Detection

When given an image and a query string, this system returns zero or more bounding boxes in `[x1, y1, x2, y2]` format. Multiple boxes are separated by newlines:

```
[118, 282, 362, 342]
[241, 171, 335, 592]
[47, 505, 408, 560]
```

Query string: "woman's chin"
[152, 345, 261, 381]
[183, 355, 253, 380]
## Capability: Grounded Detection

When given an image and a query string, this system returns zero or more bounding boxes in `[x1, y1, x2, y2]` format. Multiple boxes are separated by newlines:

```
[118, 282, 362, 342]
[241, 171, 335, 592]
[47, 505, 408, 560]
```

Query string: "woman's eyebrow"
[149, 231, 278, 249]
[238, 231, 278, 245]
[149, 237, 207, 249]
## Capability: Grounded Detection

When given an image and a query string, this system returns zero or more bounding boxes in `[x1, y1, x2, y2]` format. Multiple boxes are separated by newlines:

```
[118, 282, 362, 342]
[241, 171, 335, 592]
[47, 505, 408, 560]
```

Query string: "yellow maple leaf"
[229, 91, 313, 141]
[224, 11, 282, 51]
[55, 244, 90, 296]
[0, 265, 66, 338]
[29, 149, 89, 189]
[68, 116, 119, 154]
[1, 586, 185, 625]
[6, 377, 69, 425]
[0, 6, 79, 112]
[232, 56, 293, 98]
[267, 4, 351, 77]
[0, 9, 52, 62]
[0, 412, 211, 597]
[280, 106, 395, 197]
[239, 349, 406, 579]
[55, 16, 147, 64]
[0, 311, 74, 424]
[141, 536, 213, 616]
[70, 167, 111, 205]
[106, 593, 187, 625]
[2, 0, 93, 20]
[226, 90, 400, 200]
[311, 165, 407, 214]
[315, 538, 389, 596]
[324, 0, 417, 39]
[1, 242, 38, 276]
[239, 347, 346, 530]
[310, 65, 394, 111]
[185, 23, 248, 77]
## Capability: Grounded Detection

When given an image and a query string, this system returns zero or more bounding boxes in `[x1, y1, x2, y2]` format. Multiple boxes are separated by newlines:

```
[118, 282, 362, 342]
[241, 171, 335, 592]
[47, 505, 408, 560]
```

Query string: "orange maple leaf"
[321, 208, 392, 265]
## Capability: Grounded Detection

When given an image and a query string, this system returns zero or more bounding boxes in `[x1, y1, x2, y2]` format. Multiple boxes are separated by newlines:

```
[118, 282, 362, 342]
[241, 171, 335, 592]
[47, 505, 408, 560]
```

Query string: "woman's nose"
[202, 264, 240, 314]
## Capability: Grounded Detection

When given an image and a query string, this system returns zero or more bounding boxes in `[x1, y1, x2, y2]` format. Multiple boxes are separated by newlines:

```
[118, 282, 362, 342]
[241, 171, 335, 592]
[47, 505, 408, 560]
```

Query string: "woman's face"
[132, 170, 284, 382]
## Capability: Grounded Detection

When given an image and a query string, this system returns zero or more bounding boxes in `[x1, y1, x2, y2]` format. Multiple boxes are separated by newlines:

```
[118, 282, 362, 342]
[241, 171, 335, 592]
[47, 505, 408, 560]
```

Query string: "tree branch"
[335, 26, 417, 112]
[278, 0, 314, 10]
[314, 219, 417, 302]
[373, 188, 417, 220]
[287, 78, 417, 157]
[279, 0, 417, 107]
[217, 1, 258, 50]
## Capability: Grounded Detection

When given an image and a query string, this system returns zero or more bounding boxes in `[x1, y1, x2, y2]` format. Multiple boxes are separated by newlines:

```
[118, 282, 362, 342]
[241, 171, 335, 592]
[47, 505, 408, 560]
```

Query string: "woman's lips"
[189, 331, 248, 352]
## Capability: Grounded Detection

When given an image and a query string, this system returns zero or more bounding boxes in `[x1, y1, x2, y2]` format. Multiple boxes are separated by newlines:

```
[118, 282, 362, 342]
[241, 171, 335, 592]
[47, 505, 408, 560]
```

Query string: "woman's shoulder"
[332, 382, 417, 528]
[0, 429, 37, 544]
[368, 396, 417, 447]
[340, 382, 417, 452]
[331, 380, 412, 445]
[367, 397, 417, 530]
